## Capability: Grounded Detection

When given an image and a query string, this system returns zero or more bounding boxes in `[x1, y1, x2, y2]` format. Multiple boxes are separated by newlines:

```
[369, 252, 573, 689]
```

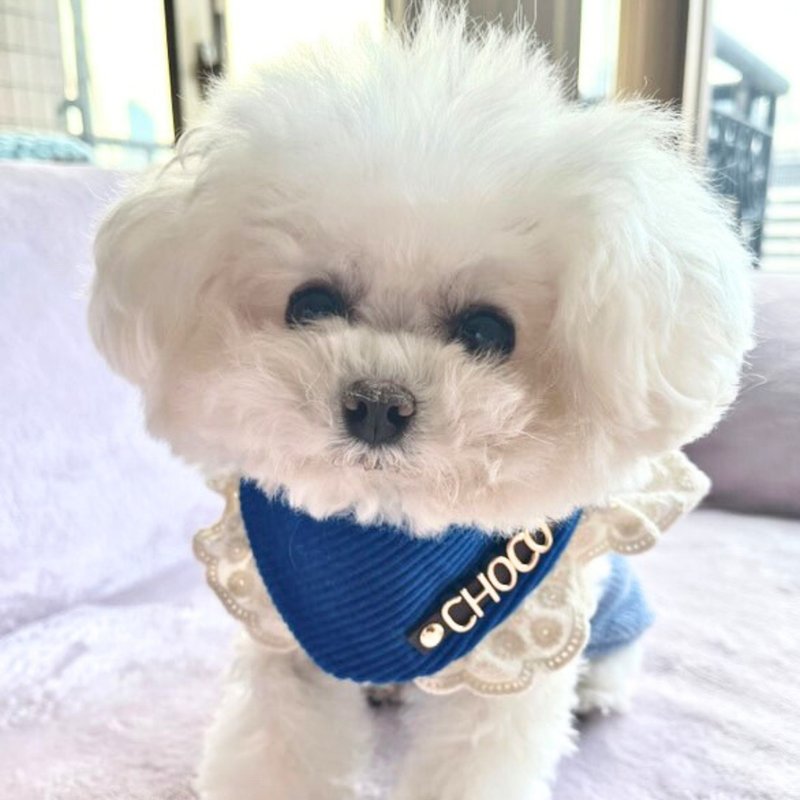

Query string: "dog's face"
[89, 10, 752, 533]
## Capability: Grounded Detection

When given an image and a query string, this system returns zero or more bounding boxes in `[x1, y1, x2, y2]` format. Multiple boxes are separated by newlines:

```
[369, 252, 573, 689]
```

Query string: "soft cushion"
[687, 272, 800, 517]
[0, 163, 218, 635]
[1, 162, 797, 800]
[1, 509, 798, 799]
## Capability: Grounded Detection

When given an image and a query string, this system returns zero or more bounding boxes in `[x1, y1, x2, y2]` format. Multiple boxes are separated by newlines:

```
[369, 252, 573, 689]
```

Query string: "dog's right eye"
[285, 284, 349, 326]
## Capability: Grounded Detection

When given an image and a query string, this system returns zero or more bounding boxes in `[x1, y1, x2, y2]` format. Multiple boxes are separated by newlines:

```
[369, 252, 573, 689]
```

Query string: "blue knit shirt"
[585, 554, 653, 659]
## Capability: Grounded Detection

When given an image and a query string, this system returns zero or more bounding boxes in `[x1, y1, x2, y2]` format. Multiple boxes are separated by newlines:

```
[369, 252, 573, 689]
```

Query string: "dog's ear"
[89, 152, 218, 386]
[549, 104, 754, 458]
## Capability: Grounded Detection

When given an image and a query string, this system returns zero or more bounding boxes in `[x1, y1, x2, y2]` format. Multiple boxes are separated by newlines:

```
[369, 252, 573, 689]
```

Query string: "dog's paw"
[577, 641, 643, 715]
[528, 782, 553, 800]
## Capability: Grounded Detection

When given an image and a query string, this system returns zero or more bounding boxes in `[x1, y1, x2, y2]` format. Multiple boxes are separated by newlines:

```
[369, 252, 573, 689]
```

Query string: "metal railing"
[707, 109, 772, 256]
[707, 29, 790, 260]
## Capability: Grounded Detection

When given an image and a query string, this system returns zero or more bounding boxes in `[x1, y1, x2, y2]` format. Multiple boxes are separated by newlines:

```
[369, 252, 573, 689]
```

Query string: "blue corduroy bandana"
[239, 479, 583, 684]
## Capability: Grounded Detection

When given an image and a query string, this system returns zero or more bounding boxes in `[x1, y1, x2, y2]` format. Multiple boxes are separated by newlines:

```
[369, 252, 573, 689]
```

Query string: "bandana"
[239, 479, 583, 685]
[195, 452, 710, 695]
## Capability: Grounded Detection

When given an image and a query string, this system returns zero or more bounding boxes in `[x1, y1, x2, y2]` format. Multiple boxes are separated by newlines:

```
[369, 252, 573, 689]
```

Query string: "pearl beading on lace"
[193, 451, 710, 697]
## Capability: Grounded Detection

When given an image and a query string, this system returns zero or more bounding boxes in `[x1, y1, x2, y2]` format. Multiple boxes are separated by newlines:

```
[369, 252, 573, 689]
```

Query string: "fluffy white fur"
[89, 6, 753, 799]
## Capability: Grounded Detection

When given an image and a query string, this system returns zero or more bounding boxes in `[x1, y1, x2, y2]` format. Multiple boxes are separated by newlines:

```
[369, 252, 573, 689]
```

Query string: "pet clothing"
[195, 451, 708, 695]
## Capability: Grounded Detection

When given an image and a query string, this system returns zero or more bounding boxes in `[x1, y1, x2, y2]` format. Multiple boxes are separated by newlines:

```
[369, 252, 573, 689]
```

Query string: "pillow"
[686, 273, 800, 517]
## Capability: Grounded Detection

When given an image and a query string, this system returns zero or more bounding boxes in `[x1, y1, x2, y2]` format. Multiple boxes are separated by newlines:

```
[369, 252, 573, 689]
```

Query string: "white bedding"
[2, 510, 799, 800]
[2, 163, 797, 800]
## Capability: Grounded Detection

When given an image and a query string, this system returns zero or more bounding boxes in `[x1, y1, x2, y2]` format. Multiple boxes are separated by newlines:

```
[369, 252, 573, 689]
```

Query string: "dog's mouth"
[329, 444, 411, 474]
[354, 451, 389, 471]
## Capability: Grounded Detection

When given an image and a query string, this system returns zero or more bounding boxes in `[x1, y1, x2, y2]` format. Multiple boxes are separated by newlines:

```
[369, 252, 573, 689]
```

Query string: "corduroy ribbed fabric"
[240, 480, 583, 684]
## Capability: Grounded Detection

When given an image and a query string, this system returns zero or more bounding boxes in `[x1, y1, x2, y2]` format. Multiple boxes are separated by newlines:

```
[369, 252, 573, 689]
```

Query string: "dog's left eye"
[285, 284, 349, 326]
[450, 307, 515, 358]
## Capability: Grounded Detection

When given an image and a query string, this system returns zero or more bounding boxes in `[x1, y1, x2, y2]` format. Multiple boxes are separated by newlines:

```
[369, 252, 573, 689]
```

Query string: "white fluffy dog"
[89, 6, 752, 799]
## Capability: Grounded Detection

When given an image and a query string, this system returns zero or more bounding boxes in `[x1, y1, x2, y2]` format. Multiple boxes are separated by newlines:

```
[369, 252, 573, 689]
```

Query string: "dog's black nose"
[342, 380, 416, 446]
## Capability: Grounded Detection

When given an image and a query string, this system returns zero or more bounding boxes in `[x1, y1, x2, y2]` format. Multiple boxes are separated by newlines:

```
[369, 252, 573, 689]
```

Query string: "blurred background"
[1, 0, 798, 270]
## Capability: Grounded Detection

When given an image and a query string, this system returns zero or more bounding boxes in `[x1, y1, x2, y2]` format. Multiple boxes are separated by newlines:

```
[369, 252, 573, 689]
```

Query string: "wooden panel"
[616, 0, 690, 104]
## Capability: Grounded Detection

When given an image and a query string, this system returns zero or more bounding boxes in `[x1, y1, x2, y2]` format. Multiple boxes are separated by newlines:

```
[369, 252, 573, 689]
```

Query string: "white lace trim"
[192, 478, 295, 652]
[193, 452, 709, 696]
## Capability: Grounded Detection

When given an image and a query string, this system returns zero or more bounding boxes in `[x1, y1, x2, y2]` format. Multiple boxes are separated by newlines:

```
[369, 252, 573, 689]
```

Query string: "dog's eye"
[286, 284, 348, 326]
[451, 307, 515, 358]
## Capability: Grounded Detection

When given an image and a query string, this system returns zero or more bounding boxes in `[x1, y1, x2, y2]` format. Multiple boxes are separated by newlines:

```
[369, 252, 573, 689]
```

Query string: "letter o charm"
[506, 532, 539, 573]
[523, 523, 553, 554]
[486, 555, 518, 592]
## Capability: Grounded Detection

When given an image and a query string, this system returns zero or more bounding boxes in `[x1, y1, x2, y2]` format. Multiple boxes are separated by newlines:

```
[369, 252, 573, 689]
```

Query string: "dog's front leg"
[392, 661, 580, 800]
[196, 636, 371, 800]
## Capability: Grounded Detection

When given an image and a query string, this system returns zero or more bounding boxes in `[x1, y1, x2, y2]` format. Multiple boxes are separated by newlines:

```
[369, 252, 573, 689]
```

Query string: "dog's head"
[89, 8, 752, 533]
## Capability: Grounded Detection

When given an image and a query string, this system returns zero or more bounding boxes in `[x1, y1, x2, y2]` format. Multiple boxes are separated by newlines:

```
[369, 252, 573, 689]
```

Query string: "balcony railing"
[707, 29, 790, 261]
[707, 110, 772, 256]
